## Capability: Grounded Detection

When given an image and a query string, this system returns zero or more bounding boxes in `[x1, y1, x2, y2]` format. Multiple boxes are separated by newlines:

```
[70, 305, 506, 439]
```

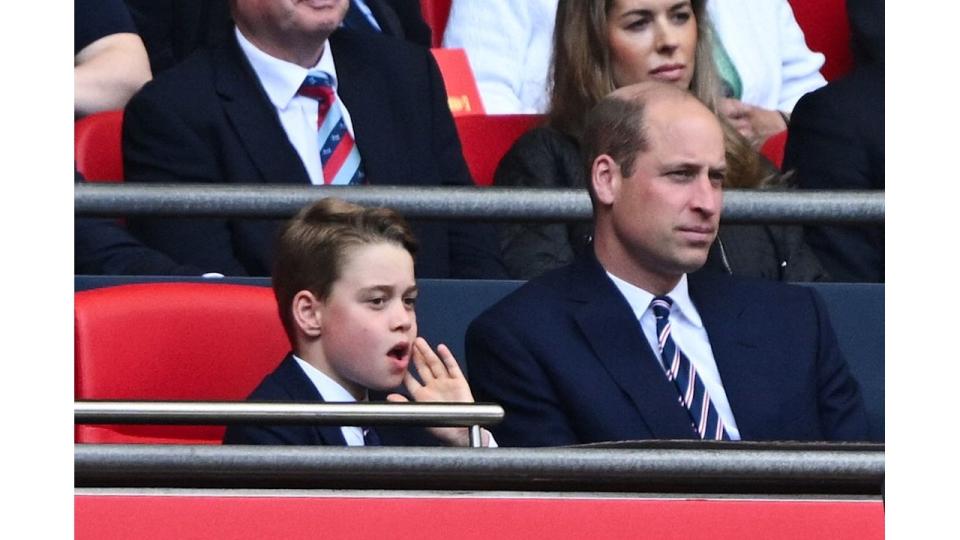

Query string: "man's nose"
[690, 174, 722, 216]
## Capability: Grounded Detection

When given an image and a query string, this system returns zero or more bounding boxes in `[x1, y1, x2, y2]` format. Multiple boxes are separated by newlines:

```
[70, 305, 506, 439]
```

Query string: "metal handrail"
[75, 401, 504, 447]
[74, 442, 885, 495]
[75, 183, 885, 224]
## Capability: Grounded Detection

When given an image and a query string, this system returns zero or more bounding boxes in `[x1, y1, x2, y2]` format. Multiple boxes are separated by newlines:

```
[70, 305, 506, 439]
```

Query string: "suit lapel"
[273, 355, 348, 446]
[687, 271, 762, 439]
[364, 0, 405, 39]
[568, 255, 699, 439]
[214, 38, 311, 185]
[330, 31, 405, 185]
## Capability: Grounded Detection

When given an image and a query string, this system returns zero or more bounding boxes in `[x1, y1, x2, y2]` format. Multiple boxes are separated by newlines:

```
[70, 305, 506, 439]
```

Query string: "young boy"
[223, 198, 492, 447]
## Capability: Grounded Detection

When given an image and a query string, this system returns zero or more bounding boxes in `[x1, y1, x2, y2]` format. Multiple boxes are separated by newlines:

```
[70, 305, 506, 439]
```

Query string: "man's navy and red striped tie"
[650, 296, 730, 440]
[297, 71, 365, 185]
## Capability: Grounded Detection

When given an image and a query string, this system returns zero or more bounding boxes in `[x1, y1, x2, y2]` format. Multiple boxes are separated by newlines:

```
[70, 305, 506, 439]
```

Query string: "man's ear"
[591, 154, 620, 206]
[292, 290, 323, 338]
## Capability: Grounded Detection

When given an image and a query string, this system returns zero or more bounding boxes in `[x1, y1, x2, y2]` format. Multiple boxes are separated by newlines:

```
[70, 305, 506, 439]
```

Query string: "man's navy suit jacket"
[122, 28, 505, 279]
[465, 252, 869, 446]
[223, 353, 438, 446]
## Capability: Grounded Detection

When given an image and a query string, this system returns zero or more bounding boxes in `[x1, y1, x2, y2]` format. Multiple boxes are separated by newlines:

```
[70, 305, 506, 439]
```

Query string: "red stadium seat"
[455, 114, 543, 186]
[788, 0, 853, 81]
[760, 129, 789, 170]
[420, 0, 452, 48]
[75, 110, 125, 182]
[75, 283, 289, 444]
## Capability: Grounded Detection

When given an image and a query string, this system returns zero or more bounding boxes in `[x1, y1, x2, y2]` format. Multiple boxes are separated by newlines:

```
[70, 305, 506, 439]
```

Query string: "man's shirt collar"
[605, 272, 704, 328]
[235, 26, 339, 110]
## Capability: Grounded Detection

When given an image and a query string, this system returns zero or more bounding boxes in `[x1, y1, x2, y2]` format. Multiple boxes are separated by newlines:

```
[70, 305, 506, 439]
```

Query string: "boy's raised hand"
[387, 337, 490, 446]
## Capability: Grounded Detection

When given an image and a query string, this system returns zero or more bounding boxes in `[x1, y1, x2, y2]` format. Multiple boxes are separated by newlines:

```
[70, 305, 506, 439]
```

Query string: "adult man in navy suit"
[465, 82, 868, 446]
[122, 0, 504, 278]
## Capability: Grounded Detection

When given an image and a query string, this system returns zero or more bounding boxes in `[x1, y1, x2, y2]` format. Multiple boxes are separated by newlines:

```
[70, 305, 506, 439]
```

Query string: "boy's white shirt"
[294, 355, 367, 446]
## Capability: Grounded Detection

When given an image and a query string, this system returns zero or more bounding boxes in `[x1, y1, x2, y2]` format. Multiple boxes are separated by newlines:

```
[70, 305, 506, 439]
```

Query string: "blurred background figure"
[75, 0, 152, 117]
[121, 0, 505, 278]
[783, 0, 884, 282]
[123, 0, 432, 75]
[444, 0, 826, 147]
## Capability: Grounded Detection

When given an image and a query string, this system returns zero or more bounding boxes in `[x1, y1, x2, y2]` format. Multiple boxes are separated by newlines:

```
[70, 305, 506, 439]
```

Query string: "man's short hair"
[580, 83, 701, 204]
[272, 197, 418, 344]
[581, 93, 649, 183]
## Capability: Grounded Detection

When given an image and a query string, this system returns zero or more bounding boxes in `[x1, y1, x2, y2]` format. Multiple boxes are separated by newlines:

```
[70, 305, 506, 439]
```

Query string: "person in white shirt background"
[443, 0, 826, 146]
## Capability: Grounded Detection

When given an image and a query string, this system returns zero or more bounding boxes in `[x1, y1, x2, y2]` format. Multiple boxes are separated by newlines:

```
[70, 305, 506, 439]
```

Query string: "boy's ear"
[292, 290, 323, 338]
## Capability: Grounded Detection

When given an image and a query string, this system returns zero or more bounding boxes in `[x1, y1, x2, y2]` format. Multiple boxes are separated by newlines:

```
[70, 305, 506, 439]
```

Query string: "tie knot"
[651, 296, 673, 320]
[298, 71, 336, 102]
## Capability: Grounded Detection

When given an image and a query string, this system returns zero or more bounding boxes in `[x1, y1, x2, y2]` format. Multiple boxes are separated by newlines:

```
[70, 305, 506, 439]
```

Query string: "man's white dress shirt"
[606, 273, 742, 439]
[235, 27, 358, 186]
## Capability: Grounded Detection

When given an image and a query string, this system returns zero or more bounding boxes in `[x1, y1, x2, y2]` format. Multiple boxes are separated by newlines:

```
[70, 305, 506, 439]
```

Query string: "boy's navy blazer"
[223, 353, 438, 446]
[465, 251, 869, 446]
[122, 27, 504, 278]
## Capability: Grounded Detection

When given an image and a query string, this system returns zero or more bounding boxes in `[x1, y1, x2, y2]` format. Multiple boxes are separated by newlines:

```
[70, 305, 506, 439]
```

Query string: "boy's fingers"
[410, 339, 434, 382]
[401, 370, 423, 395]
[415, 337, 445, 379]
[436, 343, 463, 378]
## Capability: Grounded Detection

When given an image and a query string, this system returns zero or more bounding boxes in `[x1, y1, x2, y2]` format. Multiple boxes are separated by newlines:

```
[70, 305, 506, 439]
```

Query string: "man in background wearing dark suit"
[123, 0, 504, 278]
[466, 82, 868, 446]
[783, 0, 884, 282]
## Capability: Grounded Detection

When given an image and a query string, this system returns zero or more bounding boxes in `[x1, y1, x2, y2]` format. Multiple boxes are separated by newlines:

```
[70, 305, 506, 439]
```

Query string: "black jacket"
[223, 353, 440, 446]
[783, 64, 884, 283]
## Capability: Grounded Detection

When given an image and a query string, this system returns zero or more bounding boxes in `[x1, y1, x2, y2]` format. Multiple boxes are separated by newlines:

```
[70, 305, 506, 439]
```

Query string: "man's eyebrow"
[660, 161, 701, 172]
[709, 164, 728, 174]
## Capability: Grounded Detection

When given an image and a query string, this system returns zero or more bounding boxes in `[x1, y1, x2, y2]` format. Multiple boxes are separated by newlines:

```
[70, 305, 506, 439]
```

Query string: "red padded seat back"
[788, 0, 853, 81]
[454, 114, 543, 186]
[75, 283, 289, 444]
[74, 110, 125, 182]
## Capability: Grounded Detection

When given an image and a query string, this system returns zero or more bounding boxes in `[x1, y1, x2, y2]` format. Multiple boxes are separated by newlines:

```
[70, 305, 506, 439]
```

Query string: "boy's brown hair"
[272, 197, 418, 345]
